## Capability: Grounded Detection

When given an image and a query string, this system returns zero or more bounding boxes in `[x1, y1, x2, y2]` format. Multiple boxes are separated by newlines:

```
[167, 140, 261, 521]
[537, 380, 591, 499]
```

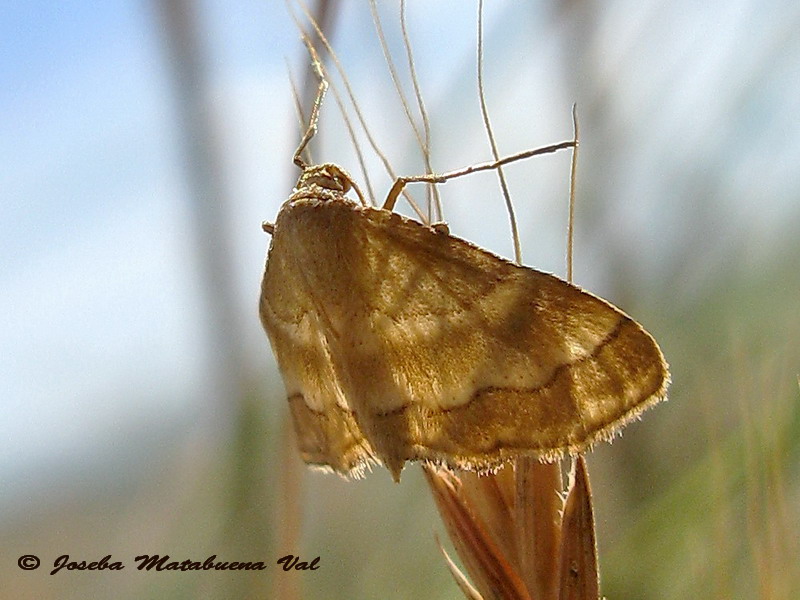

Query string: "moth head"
[297, 164, 353, 195]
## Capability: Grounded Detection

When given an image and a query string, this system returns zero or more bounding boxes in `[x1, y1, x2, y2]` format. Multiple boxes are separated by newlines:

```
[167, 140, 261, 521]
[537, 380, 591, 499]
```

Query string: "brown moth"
[260, 70, 669, 483]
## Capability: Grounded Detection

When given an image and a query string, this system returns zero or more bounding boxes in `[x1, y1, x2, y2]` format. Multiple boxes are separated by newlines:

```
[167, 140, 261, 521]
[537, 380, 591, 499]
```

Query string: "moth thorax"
[297, 164, 353, 195]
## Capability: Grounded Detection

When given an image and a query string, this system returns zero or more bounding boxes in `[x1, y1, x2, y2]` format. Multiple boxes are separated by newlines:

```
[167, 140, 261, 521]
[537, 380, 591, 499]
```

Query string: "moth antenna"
[296, 0, 427, 222]
[477, 0, 522, 265]
[567, 103, 580, 284]
[383, 140, 576, 212]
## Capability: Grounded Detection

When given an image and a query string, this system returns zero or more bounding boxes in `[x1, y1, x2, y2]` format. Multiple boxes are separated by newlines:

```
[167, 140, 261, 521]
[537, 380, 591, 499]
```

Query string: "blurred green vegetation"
[4, 2, 799, 599]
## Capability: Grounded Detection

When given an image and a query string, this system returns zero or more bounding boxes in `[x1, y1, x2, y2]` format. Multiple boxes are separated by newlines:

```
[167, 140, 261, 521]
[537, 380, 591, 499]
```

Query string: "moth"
[260, 71, 669, 483]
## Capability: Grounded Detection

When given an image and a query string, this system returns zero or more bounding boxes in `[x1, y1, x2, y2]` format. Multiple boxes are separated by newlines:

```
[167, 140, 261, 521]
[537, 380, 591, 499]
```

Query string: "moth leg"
[430, 222, 450, 235]
[382, 140, 577, 212]
[292, 39, 328, 170]
[262, 221, 275, 235]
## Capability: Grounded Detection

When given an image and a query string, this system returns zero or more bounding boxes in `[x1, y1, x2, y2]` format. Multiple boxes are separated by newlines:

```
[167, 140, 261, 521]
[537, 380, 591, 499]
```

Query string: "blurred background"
[2, 1, 798, 598]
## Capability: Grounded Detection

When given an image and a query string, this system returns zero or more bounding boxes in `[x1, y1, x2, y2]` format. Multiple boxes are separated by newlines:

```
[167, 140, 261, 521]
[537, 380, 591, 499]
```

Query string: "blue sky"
[0, 0, 520, 508]
[2, 0, 799, 513]
[2, 1, 192, 491]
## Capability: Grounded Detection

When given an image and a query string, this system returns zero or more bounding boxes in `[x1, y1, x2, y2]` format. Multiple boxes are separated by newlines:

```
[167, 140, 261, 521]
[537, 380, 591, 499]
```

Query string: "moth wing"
[260, 218, 376, 476]
[266, 198, 669, 479]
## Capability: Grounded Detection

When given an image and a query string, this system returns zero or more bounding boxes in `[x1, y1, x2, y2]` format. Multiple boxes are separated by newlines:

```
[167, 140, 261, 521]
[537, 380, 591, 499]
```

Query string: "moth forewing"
[260, 174, 669, 481]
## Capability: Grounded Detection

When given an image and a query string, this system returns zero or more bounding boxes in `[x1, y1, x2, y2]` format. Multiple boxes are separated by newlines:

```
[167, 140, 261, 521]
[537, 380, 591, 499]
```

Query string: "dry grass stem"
[426, 458, 601, 600]
[425, 466, 533, 600]
[436, 534, 489, 600]
[515, 459, 563, 600]
[557, 457, 599, 600]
